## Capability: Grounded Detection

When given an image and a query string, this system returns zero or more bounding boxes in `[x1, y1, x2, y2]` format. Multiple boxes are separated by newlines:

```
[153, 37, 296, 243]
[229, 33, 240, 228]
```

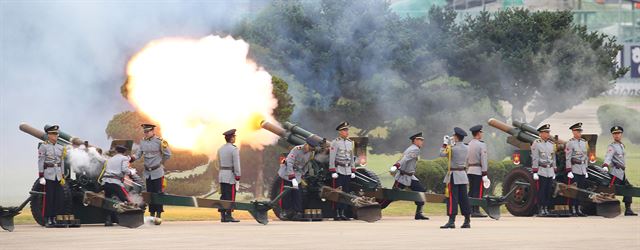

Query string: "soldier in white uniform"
[603, 126, 637, 216]
[37, 125, 68, 227]
[532, 124, 556, 217]
[102, 145, 135, 226]
[218, 129, 241, 222]
[329, 121, 356, 221]
[564, 122, 588, 216]
[466, 125, 490, 217]
[132, 123, 171, 223]
[440, 127, 471, 229]
[385, 132, 429, 220]
[277, 138, 318, 220]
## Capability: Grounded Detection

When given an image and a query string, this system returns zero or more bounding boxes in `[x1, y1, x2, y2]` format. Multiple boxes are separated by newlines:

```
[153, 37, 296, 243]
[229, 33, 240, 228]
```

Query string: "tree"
[448, 9, 627, 125]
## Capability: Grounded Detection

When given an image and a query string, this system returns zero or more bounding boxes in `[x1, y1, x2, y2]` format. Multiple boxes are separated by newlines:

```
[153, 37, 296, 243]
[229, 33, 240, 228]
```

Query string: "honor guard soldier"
[218, 129, 241, 222]
[387, 132, 429, 220]
[466, 125, 490, 217]
[532, 124, 556, 217]
[132, 123, 171, 224]
[603, 126, 637, 216]
[329, 121, 356, 221]
[565, 122, 588, 216]
[440, 127, 471, 229]
[102, 145, 135, 226]
[37, 125, 68, 227]
[278, 138, 318, 220]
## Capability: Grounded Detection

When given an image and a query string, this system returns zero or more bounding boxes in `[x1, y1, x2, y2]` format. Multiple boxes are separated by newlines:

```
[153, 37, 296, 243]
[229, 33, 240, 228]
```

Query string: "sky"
[0, 0, 266, 203]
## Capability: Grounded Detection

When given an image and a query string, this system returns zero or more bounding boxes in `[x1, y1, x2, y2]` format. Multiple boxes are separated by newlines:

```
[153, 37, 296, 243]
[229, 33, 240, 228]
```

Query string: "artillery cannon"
[488, 118, 624, 218]
[2, 123, 288, 231]
[261, 121, 521, 221]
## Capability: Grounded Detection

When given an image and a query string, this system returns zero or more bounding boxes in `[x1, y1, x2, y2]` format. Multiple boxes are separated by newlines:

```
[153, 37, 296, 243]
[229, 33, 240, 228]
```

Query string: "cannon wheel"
[356, 168, 382, 188]
[269, 176, 290, 221]
[29, 178, 73, 226]
[503, 168, 537, 216]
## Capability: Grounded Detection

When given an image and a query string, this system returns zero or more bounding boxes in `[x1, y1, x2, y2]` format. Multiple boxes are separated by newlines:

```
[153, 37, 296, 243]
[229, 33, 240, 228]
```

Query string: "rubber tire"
[502, 168, 537, 216]
[30, 178, 73, 226]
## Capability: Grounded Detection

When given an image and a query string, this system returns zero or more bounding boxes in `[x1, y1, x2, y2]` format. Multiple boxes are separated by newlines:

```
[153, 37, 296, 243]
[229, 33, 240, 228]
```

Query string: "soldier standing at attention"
[565, 122, 588, 217]
[132, 123, 171, 224]
[466, 125, 490, 217]
[278, 138, 318, 220]
[388, 132, 429, 220]
[102, 145, 136, 226]
[603, 126, 637, 216]
[532, 124, 556, 217]
[218, 129, 241, 222]
[329, 121, 356, 221]
[440, 127, 471, 229]
[38, 125, 67, 227]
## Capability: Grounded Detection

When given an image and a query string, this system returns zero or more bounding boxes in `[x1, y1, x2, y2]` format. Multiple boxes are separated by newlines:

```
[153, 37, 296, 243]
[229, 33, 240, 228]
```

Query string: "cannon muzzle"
[20, 123, 96, 148]
[260, 120, 326, 147]
[487, 118, 565, 150]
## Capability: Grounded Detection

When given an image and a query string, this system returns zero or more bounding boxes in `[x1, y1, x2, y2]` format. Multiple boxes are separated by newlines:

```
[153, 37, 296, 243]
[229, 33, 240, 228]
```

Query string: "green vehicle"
[261, 120, 519, 222]
[488, 118, 632, 218]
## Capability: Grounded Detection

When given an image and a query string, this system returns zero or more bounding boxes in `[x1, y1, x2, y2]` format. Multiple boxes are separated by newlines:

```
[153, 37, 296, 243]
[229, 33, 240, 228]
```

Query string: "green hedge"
[597, 104, 640, 144]
[415, 158, 515, 194]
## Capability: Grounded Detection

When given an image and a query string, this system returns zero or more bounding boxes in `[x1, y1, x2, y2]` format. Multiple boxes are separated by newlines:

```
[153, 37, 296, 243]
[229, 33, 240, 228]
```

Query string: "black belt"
[145, 165, 162, 171]
[539, 164, 551, 168]
[103, 175, 123, 181]
[220, 166, 234, 170]
[336, 163, 351, 167]
[467, 163, 481, 167]
[43, 163, 59, 168]
[450, 167, 466, 171]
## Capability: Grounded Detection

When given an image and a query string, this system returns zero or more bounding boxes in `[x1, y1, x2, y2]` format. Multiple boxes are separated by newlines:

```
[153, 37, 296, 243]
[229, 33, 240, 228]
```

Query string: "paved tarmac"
[1, 215, 639, 249]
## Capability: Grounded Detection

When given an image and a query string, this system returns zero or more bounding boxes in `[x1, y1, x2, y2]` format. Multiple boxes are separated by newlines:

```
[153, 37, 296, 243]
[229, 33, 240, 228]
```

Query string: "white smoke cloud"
[1, 1, 267, 203]
[67, 146, 105, 177]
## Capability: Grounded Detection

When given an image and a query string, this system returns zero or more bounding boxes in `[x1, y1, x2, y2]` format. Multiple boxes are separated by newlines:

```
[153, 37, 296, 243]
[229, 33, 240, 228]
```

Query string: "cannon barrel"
[20, 123, 93, 147]
[260, 120, 326, 146]
[487, 118, 539, 144]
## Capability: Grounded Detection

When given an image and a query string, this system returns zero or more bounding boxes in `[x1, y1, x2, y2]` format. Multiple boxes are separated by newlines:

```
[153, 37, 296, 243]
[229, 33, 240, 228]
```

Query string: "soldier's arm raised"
[161, 139, 171, 162]
[438, 146, 449, 158]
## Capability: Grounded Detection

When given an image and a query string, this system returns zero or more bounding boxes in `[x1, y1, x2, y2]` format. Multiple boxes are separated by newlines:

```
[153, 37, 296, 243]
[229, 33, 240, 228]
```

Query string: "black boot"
[334, 209, 342, 221]
[220, 211, 228, 223]
[340, 209, 351, 221]
[440, 215, 455, 229]
[104, 214, 114, 227]
[625, 203, 638, 216]
[570, 206, 577, 217]
[414, 204, 429, 220]
[227, 211, 240, 222]
[461, 215, 471, 229]
[537, 207, 545, 217]
[576, 206, 586, 217]
[46, 217, 55, 228]
[471, 206, 487, 218]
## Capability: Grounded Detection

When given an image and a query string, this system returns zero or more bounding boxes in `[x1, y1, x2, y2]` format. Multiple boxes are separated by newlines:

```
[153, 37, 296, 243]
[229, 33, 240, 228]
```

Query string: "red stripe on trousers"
[332, 179, 336, 209]
[279, 179, 284, 207]
[478, 179, 483, 198]
[566, 178, 571, 205]
[161, 176, 165, 192]
[41, 184, 46, 217]
[610, 176, 617, 188]
[448, 182, 453, 216]
[120, 186, 131, 203]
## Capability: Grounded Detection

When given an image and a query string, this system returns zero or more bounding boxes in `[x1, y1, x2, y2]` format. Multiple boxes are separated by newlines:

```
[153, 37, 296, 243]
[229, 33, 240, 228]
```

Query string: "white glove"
[567, 172, 574, 179]
[129, 168, 137, 176]
[482, 176, 491, 189]
[291, 179, 299, 188]
[389, 166, 398, 172]
[331, 173, 338, 179]
[585, 172, 589, 178]
[39, 177, 46, 185]
[350, 173, 356, 179]
[533, 173, 539, 180]
[443, 135, 450, 145]
[602, 166, 609, 172]
[552, 174, 556, 180]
